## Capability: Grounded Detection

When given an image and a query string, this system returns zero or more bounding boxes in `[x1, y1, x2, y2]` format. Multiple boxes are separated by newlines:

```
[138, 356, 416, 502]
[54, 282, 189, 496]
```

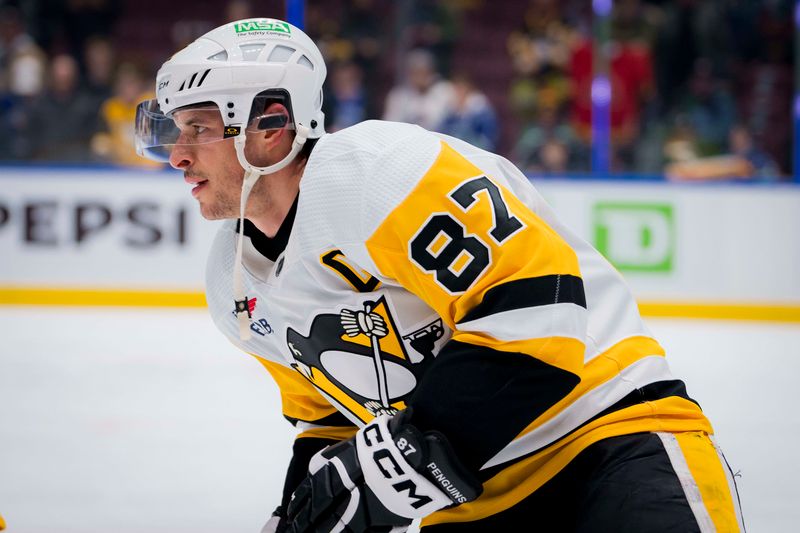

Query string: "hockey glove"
[285, 411, 482, 532]
[261, 506, 287, 533]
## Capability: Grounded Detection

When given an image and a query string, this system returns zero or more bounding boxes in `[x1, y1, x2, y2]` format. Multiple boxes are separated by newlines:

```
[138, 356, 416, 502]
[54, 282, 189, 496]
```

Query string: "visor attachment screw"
[228, 112, 235, 118]
[227, 102, 234, 108]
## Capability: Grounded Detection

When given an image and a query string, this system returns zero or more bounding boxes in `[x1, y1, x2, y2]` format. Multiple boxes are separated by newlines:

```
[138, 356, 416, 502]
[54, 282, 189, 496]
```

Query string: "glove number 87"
[409, 176, 524, 294]
[396, 437, 417, 457]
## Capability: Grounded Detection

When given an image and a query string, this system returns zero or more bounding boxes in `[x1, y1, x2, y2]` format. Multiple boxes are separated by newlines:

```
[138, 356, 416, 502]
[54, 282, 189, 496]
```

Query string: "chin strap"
[231, 125, 310, 341]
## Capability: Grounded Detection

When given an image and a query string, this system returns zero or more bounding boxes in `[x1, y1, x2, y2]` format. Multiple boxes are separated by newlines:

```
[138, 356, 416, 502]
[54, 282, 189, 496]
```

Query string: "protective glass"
[134, 98, 291, 162]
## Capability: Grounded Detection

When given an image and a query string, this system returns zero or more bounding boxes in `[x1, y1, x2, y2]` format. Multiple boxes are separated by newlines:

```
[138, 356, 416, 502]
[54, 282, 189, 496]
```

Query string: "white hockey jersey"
[205, 120, 712, 525]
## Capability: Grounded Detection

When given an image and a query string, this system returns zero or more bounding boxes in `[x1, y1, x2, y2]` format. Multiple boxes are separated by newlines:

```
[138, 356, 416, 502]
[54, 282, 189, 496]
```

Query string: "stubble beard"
[199, 170, 271, 221]
[201, 185, 240, 220]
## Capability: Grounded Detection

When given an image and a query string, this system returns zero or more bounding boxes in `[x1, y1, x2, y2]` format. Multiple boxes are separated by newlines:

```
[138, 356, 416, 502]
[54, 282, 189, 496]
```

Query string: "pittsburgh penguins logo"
[287, 296, 444, 419]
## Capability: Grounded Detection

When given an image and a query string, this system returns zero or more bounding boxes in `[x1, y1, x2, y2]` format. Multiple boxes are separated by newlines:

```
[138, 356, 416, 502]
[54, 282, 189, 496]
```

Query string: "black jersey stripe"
[283, 408, 355, 428]
[477, 379, 698, 481]
[408, 340, 581, 474]
[458, 274, 586, 324]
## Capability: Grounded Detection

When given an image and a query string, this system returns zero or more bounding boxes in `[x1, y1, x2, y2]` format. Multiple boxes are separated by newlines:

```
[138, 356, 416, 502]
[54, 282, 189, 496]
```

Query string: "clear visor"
[134, 98, 292, 162]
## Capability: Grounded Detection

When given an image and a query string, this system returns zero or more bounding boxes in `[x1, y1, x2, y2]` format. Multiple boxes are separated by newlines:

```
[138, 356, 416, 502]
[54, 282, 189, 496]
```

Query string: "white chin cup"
[233, 124, 310, 185]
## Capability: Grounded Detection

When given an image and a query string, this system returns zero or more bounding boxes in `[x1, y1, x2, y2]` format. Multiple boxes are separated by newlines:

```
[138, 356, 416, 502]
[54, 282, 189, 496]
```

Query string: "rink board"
[1, 167, 799, 320]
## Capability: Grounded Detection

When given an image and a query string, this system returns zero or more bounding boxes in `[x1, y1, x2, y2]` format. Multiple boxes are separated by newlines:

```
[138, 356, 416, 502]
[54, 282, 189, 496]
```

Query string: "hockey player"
[135, 18, 744, 532]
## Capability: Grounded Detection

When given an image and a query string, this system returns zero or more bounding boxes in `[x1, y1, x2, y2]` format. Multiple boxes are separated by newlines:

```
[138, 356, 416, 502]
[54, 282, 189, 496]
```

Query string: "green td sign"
[234, 19, 291, 35]
[593, 202, 675, 273]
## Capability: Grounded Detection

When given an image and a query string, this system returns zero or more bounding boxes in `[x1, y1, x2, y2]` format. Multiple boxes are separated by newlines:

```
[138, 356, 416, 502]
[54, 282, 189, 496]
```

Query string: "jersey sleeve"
[363, 140, 586, 472]
[254, 356, 358, 511]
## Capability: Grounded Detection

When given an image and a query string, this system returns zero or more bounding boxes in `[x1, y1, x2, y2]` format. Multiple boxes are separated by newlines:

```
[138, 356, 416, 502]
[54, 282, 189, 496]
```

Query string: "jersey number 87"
[409, 176, 524, 294]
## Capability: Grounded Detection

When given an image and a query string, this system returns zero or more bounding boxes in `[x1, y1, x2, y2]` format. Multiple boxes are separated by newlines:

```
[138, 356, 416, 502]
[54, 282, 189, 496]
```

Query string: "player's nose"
[169, 143, 193, 170]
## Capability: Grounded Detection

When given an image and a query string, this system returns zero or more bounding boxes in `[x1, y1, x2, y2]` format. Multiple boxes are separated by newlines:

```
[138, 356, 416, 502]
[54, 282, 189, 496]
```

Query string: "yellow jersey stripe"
[424, 398, 714, 526]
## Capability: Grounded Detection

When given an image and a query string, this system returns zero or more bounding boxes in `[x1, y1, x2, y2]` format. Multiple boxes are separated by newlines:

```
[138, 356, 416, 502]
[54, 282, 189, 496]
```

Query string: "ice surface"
[0, 308, 796, 532]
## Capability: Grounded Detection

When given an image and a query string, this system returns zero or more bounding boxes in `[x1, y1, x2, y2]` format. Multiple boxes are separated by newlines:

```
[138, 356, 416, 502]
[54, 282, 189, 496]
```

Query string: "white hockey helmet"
[135, 19, 328, 342]
[135, 17, 326, 163]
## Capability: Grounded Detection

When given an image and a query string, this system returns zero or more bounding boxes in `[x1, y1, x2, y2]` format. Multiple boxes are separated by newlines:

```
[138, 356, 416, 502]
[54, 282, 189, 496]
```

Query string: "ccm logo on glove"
[285, 412, 482, 532]
[364, 423, 472, 506]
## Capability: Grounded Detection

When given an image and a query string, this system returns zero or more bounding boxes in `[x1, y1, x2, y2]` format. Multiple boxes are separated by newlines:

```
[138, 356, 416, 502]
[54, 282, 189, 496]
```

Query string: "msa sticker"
[233, 19, 291, 35]
[223, 125, 241, 138]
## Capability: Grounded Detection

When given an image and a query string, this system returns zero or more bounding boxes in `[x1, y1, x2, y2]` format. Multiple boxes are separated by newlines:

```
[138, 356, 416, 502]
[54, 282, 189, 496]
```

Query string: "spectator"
[325, 61, 370, 132]
[91, 63, 160, 167]
[340, 0, 383, 73]
[506, 0, 575, 131]
[661, 117, 755, 182]
[383, 48, 454, 131]
[44, 0, 121, 62]
[22, 54, 100, 162]
[507, 0, 575, 79]
[438, 73, 498, 151]
[83, 36, 115, 104]
[403, 0, 459, 76]
[538, 139, 570, 174]
[513, 104, 583, 174]
[0, 5, 46, 98]
[611, 0, 660, 45]
[0, 6, 46, 160]
[570, 22, 655, 170]
[668, 57, 736, 158]
[728, 124, 779, 181]
[508, 72, 571, 128]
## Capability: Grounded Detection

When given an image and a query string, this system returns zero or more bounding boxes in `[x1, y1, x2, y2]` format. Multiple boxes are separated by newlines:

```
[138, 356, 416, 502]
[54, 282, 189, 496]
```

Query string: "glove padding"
[261, 506, 287, 533]
[285, 412, 482, 532]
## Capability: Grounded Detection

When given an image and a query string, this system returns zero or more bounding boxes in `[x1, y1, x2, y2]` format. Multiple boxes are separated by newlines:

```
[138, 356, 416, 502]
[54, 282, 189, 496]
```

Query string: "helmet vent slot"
[240, 43, 266, 61]
[298, 55, 314, 71]
[208, 51, 228, 61]
[196, 69, 211, 87]
[267, 45, 295, 63]
[177, 69, 211, 92]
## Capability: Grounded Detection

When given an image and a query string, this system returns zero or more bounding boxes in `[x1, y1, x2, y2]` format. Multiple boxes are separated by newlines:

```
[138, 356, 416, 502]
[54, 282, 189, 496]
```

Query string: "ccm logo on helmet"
[363, 425, 434, 510]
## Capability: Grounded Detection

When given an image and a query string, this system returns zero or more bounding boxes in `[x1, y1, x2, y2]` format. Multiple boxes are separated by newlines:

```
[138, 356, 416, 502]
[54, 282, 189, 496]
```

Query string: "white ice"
[0, 307, 797, 532]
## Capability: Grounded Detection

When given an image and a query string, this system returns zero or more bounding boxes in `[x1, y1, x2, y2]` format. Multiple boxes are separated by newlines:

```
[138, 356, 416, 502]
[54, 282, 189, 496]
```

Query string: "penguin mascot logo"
[286, 296, 444, 419]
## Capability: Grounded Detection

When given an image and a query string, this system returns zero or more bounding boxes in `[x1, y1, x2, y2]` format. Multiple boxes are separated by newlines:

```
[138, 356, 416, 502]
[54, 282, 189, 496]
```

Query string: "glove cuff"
[356, 413, 482, 519]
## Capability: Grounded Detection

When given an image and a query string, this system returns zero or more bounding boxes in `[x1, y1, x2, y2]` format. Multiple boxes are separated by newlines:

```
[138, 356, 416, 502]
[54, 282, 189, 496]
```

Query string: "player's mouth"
[185, 175, 209, 198]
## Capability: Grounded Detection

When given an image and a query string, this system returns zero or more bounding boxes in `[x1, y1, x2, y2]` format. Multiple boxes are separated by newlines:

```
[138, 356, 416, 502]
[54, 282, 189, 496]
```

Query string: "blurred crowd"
[0, 0, 793, 181]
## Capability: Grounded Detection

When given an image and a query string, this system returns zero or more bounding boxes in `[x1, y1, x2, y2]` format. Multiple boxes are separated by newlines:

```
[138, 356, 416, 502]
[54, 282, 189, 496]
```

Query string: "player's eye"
[193, 125, 208, 135]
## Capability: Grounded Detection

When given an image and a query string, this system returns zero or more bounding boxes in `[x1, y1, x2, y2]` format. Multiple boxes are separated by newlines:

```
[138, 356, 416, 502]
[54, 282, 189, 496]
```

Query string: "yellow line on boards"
[0, 287, 207, 308]
[638, 302, 800, 323]
[1, 287, 800, 323]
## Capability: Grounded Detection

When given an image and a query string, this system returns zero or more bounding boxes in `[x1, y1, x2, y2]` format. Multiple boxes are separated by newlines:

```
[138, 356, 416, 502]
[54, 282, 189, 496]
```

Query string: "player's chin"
[198, 204, 230, 221]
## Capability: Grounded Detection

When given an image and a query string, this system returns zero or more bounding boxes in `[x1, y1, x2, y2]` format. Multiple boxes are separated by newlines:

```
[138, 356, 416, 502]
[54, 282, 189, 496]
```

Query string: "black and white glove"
[285, 411, 482, 532]
[261, 506, 287, 533]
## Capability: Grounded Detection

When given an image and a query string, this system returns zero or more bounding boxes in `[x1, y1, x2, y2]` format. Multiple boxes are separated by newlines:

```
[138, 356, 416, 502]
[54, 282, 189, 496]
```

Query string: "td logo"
[592, 202, 674, 273]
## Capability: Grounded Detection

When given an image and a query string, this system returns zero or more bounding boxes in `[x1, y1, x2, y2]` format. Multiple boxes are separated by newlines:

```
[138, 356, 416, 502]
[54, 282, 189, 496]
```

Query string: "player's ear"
[260, 102, 291, 146]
